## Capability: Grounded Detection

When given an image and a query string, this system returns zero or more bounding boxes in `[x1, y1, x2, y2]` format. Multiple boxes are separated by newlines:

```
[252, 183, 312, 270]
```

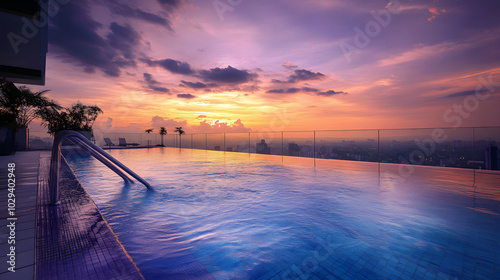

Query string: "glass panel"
[163, 134, 175, 147]
[30, 126, 499, 171]
[379, 128, 474, 168]
[180, 134, 190, 148]
[315, 130, 378, 162]
[225, 132, 250, 153]
[474, 127, 500, 171]
[207, 133, 224, 151]
[250, 131, 283, 155]
[283, 131, 314, 157]
[192, 134, 206, 150]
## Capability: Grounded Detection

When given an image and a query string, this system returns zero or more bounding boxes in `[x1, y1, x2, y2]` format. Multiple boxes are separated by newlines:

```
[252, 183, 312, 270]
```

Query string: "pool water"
[64, 148, 500, 279]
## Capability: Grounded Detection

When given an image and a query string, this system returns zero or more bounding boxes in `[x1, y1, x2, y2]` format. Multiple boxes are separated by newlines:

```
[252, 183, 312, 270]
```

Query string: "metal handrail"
[49, 130, 153, 205]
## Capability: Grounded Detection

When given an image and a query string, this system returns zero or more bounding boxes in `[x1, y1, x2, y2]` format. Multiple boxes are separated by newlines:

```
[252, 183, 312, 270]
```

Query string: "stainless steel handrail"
[49, 130, 153, 205]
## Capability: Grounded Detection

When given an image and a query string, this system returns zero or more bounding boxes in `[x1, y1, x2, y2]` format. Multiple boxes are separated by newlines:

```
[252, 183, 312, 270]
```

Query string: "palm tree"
[0, 79, 60, 130]
[174, 127, 185, 148]
[145, 128, 153, 147]
[159, 127, 167, 147]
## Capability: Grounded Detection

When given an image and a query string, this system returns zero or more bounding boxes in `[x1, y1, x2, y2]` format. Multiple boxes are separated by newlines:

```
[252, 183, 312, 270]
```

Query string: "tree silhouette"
[0, 79, 60, 131]
[159, 127, 167, 146]
[38, 101, 103, 135]
[174, 127, 185, 148]
[145, 128, 153, 146]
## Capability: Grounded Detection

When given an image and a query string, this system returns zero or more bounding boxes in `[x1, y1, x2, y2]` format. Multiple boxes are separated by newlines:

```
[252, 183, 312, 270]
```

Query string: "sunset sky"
[28, 0, 500, 134]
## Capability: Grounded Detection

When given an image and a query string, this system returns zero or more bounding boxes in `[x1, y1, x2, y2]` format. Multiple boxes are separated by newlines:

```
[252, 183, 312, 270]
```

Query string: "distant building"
[288, 143, 300, 156]
[236, 145, 243, 152]
[486, 146, 498, 170]
[319, 146, 327, 154]
[256, 139, 271, 154]
[214, 145, 221, 151]
[226, 147, 233, 152]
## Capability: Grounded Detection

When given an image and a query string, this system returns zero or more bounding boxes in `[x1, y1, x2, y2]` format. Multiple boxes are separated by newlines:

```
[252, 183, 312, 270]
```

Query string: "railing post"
[224, 133, 226, 152]
[472, 127, 475, 169]
[378, 129, 380, 163]
[205, 133, 208, 150]
[313, 131, 316, 166]
[49, 135, 62, 205]
[281, 131, 284, 157]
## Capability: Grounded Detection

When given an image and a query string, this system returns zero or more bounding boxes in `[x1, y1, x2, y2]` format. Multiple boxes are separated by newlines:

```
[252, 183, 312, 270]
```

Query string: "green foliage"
[0, 79, 60, 131]
[38, 101, 103, 135]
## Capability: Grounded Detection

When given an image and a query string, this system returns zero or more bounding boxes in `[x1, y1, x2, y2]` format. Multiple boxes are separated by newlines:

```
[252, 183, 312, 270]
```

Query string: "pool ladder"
[49, 130, 153, 205]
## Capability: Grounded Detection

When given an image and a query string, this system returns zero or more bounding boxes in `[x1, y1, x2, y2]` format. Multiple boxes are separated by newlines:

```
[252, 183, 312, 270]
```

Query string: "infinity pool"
[64, 148, 500, 279]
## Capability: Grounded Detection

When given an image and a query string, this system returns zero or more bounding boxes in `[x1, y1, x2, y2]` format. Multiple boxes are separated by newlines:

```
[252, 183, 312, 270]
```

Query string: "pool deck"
[0, 151, 38, 280]
[0, 151, 144, 280]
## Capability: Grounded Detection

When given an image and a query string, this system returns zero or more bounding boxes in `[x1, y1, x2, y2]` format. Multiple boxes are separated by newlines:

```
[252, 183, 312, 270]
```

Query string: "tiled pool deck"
[0, 151, 38, 280]
[0, 151, 144, 280]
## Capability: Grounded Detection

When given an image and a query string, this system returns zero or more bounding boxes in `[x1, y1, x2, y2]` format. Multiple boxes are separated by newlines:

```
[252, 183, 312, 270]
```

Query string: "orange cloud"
[428, 7, 446, 21]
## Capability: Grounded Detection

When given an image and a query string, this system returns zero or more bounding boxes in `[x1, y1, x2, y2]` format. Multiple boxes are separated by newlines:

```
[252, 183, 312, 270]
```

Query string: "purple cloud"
[177, 93, 196, 99]
[199, 66, 257, 84]
[288, 69, 326, 83]
[142, 58, 195, 75]
[316, 90, 347, 96]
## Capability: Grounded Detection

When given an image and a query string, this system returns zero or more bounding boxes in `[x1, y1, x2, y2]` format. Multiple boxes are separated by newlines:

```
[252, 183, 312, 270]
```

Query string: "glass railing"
[27, 126, 500, 171]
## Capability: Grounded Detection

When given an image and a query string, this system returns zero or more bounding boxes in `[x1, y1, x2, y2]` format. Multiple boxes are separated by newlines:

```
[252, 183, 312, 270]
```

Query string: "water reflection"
[65, 148, 500, 280]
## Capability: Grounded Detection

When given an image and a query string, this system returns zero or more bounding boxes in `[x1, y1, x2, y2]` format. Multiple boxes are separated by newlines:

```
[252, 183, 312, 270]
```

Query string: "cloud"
[316, 90, 347, 96]
[143, 73, 169, 93]
[149, 116, 251, 133]
[141, 58, 195, 75]
[271, 79, 287, 84]
[49, 1, 144, 77]
[444, 89, 488, 98]
[266, 89, 285, 94]
[427, 7, 446, 22]
[177, 93, 196, 99]
[199, 66, 257, 84]
[150, 116, 188, 128]
[266, 87, 319, 94]
[195, 119, 251, 133]
[105, 117, 113, 129]
[180, 80, 217, 89]
[143, 73, 157, 83]
[104, 0, 172, 29]
[107, 22, 142, 60]
[302, 87, 319, 92]
[197, 115, 207, 119]
[378, 43, 455, 67]
[148, 85, 169, 93]
[157, 0, 182, 9]
[288, 69, 326, 83]
[282, 62, 298, 70]
[286, 87, 301, 93]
